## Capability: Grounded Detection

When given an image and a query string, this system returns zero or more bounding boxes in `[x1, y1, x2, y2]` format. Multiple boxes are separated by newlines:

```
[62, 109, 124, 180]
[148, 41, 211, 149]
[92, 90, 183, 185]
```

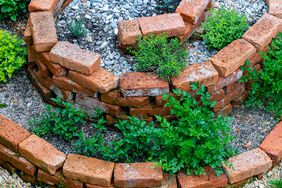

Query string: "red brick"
[68, 68, 118, 93]
[248, 47, 268, 66]
[100, 90, 150, 108]
[172, 61, 219, 92]
[243, 13, 282, 51]
[86, 184, 114, 188]
[50, 86, 74, 101]
[130, 105, 170, 118]
[178, 167, 228, 188]
[161, 174, 177, 188]
[19, 134, 66, 175]
[176, 0, 209, 24]
[0, 115, 31, 152]
[260, 121, 282, 163]
[138, 13, 186, 37]
[53, 76, 96, 96]
[215, 103, 233, 116]
[30, 11, 58, 52]
[222, 148, 272, 184]
[210, 39, 256, 77]
[120, 72, 169, 97]
[23, 18, 32, 44]
[0, 144, 37, 176]
[75, 94, 121, 116]
[34, 58, 51, 78]
[225, 82, 245, 94]
[63, 178, 84, 188]
[207, 69, 243, 92]
[269, 0, 282, 18]
[118, 20, 141, 48]
[19, 172, 38, 185]
[114, 162, 163, 187]
[210, 89, 225, 101]
[37, 169, 62, 185]
[232, 92, 248, 105]
[63, 154, 115, 187]
[50, 41, 101, 75]
[0, 160, 16, 175]
[29, 0, 59, 12]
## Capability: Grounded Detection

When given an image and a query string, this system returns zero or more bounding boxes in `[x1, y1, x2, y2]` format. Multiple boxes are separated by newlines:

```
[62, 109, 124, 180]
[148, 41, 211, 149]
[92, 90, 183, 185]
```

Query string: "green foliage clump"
[0, 0, 30, 21]
[68, 19, 87, 38]
[240, 33, 282, 120]
[31, 98, 87, 142]
[133, 34, 188, 80]
[0, 30, 27, 83]
[155, 0, 181, 13]
[202, 8, 249, 50]
[269, 179, 282, 188]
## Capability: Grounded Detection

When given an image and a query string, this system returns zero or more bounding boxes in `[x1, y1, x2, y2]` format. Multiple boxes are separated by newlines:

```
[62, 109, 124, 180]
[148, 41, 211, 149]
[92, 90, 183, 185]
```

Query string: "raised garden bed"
[0, 0, 282, 187]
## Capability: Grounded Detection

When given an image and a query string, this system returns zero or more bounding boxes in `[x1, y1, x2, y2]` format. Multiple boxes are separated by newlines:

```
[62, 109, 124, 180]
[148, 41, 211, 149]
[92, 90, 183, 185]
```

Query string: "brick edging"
[2, 0, 282, 187]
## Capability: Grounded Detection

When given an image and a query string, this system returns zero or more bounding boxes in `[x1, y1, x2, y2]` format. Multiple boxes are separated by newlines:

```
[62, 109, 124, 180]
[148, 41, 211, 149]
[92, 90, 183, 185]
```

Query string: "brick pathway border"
[1, 0, 282, 187]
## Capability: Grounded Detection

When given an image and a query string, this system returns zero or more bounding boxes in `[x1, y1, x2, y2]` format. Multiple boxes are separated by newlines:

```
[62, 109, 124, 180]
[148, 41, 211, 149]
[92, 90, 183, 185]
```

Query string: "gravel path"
[0, 166, 32, 187]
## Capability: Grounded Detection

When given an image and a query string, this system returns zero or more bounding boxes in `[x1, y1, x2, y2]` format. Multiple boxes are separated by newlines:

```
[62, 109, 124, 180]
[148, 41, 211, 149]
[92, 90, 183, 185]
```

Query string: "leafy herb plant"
[240, 33, 282, 120]
[202, 7, 249, 50]
[0, 0, 30, 21]
[68, 18, 87, 38]
[269, 179, 282, 188]
[0, 30, 27, 83]
[133, 34, 188, 80]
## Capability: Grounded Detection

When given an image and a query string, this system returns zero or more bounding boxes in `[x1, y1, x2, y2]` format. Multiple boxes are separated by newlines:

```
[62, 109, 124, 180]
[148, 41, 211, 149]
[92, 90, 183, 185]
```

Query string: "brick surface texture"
[118, 20, 141, 48]
[28, 0, 59, 12]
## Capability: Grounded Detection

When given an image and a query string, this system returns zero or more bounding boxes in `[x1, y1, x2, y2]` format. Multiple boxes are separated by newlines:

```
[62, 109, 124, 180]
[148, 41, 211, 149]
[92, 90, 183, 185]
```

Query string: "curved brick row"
[0, 115, 281, 187]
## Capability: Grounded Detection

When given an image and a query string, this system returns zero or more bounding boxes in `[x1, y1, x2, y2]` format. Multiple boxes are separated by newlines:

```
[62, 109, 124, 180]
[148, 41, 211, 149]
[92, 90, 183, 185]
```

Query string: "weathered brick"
[210, 39, 256, 77]
[210, 89, 225, 101]
[23, 18, 32, 44]
[207, 69, 243, 92]
[118, 20, 141, 48]
[0, 144, 37, 176]
[160, 174, 177, 188]
[30, 11, 58, 52]
[85, 184, 114, 188]
[114, 162, 163, 187]
[50, 41, 101, 75]
[19, 134, 66, 175]
[225, 82, 245, 94]
[138, 13, 186, 37]
[243, 13, 282, 51]
[76, 94, 121, 116]
[37, 169, 62, 185]
[0, 115, 31, 152]
[178, 167, 228, 188]
[248, 47, 268, 67]
[260, 121, 282, 163]
[172, 61, 219, 92]
[120, 72, 169, 97]
[100, 90, 150, 108]
[63, 154, 115, 187]
[19, 172, 38, 185]
[53, 76, 96, 97]
[29, 0, 59, 12]
[232, 91, 248, 105]
[176, 0, 209, 24]
[215, 103, 233, 116]
[130, 105, 170, 118]
[51, 86, 74, 101]
[34, 58, 51, 78]
[0, 160, 16, 175]
[269, 0, 282, 18]
[222, 148, 272, 184]
[68, 68, 118, 93]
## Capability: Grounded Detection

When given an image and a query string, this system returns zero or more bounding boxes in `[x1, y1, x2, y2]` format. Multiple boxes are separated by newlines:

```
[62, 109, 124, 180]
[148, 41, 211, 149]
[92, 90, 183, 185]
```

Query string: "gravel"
[0, 167, 33, 188]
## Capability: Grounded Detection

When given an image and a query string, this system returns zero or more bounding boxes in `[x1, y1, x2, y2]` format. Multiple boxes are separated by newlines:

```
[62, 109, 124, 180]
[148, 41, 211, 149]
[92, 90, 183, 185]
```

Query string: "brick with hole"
[243, 13, 282, 51]
[210, 39, 256, 77]
[30, 11, 58, 52]
[120, 72, 169, 97]
[176, 0, 209, 24]
[50, 41, 101, 75]
[172, 61, 219, 92]
[118, 20, 142, 48]
[137, 13, 186, 37]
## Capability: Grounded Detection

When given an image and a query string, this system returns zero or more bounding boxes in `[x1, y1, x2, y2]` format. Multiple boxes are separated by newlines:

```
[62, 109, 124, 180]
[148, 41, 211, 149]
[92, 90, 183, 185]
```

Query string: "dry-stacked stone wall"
[0, 0, 280, 186]
[23, 0, 282, 125]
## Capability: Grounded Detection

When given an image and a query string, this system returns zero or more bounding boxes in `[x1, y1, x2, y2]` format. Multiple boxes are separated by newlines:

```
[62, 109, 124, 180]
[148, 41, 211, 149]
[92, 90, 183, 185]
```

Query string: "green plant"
[155, 0, 181, 13]
[202, 7, 249, 50]
[0, 30, 27, 83]
[154, 83, 235, 175]
[240, 33, 282, 120]
[0, 0, 30, 21]
[133, 34, 188, 80]
[269, 179, 282, 188]
[30, 98, 87, 141]
[68, 19, 87, 38]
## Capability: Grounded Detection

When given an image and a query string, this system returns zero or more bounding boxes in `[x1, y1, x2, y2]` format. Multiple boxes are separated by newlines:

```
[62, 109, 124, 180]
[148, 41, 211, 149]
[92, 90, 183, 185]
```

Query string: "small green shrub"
[202, 8, 249, 50]
[154, 83, 235, 175]
[68, 19, 87, 38]
[0, 30, 27, 83]
[269, 179, 282, 188]
[155, 0, 181, 13]
[30, 98, 87, 141]
[240, 33, 282, 120]
[0, 0, 30, 21]
[133, 34, 188, 80]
